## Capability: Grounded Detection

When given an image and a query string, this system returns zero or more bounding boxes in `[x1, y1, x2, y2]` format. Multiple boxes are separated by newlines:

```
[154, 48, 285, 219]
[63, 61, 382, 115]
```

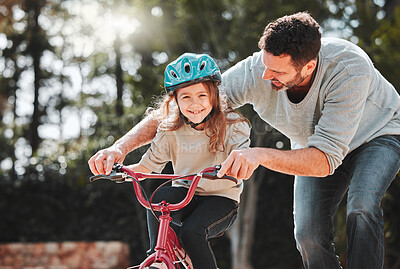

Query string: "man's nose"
[262, 68, 274, 80]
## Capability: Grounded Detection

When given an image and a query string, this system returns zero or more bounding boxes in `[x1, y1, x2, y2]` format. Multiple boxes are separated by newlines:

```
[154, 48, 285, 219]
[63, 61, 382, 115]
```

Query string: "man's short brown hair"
[258, 12, 321, 69]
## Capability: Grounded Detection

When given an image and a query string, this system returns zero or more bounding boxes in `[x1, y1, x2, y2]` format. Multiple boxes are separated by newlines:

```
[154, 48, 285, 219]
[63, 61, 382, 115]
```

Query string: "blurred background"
[0, 0, 399, 268]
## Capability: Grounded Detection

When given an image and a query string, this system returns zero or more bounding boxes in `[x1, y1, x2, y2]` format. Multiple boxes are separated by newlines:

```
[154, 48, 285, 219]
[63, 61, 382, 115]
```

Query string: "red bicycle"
[90, 163, 237, 269]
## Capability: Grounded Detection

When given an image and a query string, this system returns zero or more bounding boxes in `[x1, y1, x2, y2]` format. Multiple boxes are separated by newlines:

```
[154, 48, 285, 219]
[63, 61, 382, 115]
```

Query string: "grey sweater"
[221, 37, 400, 174]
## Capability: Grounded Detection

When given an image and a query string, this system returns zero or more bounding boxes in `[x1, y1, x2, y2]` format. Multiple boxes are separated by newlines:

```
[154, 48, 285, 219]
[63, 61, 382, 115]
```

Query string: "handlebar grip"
[202, 170, 238, 184]
[89, 174, 107, 182]
[89, 169, 125, 183]
[202, 173, 238, 184]
[220, 174, 238, 184]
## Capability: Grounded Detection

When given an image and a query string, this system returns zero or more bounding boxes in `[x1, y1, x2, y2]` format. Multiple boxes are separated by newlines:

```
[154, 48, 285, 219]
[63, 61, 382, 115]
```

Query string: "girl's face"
[176, 83, 213, 125]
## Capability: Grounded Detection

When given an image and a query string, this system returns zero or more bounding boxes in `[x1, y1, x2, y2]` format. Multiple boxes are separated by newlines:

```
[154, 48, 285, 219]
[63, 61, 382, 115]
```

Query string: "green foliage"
[369, 7, 400, 92]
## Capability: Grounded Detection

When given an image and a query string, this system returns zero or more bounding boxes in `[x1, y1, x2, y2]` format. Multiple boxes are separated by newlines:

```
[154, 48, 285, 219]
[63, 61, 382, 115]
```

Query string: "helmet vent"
[184, 63, 191, 73]
[170, 70, 178, 78]
[200, 61, 206, 70]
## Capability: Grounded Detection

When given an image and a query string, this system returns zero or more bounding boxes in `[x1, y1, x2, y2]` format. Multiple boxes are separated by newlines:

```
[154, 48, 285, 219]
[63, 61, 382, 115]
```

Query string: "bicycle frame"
[120, 166, 201, 269]
[91, 165, 236, 269]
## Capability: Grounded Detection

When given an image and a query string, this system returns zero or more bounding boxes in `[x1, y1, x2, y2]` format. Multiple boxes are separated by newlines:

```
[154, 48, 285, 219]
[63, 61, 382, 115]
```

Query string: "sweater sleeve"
[307, 66, 371, 174]
[139, 129, 171, 173]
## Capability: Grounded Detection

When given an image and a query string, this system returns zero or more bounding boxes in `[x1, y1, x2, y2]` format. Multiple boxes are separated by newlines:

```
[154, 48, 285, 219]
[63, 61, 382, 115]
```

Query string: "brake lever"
[202, 165, 238, 184]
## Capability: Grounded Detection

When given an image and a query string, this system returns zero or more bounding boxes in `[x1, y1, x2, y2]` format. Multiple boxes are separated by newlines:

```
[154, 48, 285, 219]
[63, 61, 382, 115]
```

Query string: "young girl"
[127, 53, 251, 268]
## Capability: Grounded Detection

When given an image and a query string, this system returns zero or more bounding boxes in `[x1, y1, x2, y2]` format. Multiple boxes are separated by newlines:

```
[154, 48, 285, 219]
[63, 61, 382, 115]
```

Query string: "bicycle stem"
[155, 209, 173, 256]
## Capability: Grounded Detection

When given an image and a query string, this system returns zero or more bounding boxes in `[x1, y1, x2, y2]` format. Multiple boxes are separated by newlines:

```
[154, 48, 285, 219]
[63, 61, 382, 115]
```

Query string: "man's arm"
[217, 147, 330, 179]
[88, 115, 159, 175]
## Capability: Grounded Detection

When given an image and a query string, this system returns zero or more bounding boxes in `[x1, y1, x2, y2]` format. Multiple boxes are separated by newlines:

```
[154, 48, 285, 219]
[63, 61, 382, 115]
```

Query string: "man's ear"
[304, 59, 317, 76]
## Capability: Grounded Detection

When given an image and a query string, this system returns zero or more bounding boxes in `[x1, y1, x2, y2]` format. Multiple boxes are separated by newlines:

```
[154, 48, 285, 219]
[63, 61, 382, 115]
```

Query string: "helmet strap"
[180, 109, 214, 129]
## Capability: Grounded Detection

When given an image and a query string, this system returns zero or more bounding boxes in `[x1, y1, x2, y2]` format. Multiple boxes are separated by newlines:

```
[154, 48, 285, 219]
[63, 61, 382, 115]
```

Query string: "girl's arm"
[88, 116, 159, 175]
[125, 163, 152, 174]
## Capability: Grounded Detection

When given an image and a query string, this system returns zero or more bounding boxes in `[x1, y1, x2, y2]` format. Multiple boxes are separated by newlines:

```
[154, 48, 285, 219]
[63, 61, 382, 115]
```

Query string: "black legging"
[146, 186, 238, 269]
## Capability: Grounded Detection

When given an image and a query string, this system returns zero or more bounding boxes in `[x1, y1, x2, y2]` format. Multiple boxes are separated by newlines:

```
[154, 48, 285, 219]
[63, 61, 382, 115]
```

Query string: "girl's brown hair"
[147, 81, 249, 153]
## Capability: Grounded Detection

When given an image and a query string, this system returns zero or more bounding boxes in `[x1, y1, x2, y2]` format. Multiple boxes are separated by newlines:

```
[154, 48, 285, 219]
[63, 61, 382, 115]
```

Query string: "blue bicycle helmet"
[164, 53, 222, 92]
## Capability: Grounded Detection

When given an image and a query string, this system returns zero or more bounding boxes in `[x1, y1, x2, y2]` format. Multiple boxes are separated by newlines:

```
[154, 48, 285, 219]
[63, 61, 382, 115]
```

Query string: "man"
[89, 12, 400, 269]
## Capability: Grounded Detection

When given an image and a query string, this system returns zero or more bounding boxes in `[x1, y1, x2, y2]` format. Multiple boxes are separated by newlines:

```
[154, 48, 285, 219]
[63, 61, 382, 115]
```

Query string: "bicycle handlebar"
[89, 164, 238, 212]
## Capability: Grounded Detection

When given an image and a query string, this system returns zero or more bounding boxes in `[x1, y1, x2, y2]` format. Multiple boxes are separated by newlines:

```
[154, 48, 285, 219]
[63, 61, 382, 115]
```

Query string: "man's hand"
[88, 146, 125, 175]
[217, 148, 260, 180]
